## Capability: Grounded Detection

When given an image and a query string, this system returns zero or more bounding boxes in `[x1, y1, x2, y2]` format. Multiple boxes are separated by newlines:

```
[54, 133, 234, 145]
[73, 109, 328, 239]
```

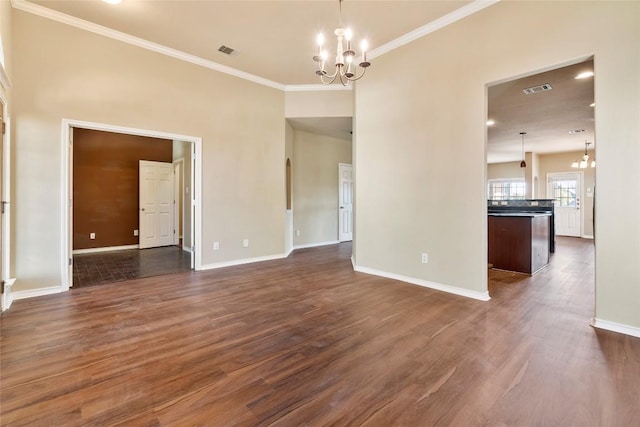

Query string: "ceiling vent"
[218, 45, 236, 56]
[568, 129, 586, 134]
[522, 83, 552, 95]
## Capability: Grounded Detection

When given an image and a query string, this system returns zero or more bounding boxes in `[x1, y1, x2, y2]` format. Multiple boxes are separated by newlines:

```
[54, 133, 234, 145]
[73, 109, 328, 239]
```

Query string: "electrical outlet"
[295, 230, 300, 237]
[90, 233, 96, 240]
[213, 241, 219, 250]
[243, 239, 249, 248]
[421, 253, 428, 264]
[133, 229, 139, 236]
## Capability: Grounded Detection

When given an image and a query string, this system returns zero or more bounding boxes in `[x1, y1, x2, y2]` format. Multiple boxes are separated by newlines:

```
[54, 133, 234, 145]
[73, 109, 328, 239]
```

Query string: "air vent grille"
[568, 129, 586, 134]
[218, 45, 236, 55]
[523, 83, 552, 95]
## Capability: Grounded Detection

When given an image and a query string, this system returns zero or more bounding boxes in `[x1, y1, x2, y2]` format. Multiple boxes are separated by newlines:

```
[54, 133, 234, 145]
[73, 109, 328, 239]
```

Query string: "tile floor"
[72, 246, 192, 288]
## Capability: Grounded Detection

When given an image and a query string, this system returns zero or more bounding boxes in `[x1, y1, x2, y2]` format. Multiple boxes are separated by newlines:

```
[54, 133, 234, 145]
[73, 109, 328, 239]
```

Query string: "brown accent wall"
[73, 129, 172, 250]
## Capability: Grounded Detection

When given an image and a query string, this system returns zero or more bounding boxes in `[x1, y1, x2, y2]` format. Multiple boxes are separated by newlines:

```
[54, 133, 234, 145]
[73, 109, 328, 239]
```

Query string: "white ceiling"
[20, 1, 595, 161]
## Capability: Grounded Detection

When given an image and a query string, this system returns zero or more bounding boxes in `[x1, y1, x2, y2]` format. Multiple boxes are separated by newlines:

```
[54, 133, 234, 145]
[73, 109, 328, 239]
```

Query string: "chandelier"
[571, 141, 595, 168]
[313, 0, 370, 85]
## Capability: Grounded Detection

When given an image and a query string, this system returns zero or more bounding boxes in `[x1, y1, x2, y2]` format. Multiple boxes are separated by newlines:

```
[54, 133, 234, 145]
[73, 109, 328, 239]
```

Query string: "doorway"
[547, 172, 583, 237]
[62, 119, 202, 291]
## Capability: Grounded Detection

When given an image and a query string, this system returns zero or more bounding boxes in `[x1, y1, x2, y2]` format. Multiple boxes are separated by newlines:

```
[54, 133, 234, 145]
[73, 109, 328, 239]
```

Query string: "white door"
[548, 172, 582, 237]
[338, 163, 353, 242]
[139, 160, 174, 249]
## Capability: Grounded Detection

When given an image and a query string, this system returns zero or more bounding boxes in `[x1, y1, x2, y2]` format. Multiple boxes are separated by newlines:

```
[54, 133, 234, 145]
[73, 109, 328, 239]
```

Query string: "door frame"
[173, 159, 184, 246]
[61, 119, 202, 291]
[547, 171, 584, 238]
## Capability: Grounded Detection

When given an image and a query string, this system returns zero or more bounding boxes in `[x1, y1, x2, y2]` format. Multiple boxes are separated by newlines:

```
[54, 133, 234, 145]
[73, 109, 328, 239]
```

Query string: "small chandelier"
[313, 0, 371, 85]
[572, 141, 595, 168]
[519, 132, 527, 168]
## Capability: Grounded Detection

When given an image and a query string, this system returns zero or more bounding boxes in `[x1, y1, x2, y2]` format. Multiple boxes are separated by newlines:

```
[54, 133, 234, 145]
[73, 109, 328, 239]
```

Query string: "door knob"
[340, 206, 344, 209]
[141, 208, 145, 211]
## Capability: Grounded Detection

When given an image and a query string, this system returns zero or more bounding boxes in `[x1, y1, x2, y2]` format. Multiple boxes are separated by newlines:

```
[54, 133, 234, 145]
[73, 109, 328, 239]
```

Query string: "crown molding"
[12, 0, 498, 92]
[284, 84, 352, 92]
[368, 0, 500, 60]
[11, 0, 286, 91]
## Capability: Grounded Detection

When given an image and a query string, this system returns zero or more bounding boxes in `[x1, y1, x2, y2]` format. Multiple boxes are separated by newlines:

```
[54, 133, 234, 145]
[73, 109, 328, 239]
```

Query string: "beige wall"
[0, 0, 12, 279]
[285, 90, 353, 118]
[12, 10, 285, 291]
[355, 1, 640, 327]
[487, 161, 522, 180]
[293, 130, 352, 246]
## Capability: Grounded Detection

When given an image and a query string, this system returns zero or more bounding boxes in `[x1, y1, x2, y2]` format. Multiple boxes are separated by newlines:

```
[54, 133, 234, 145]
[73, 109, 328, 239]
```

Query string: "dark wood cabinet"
[488, 214, 550, 274]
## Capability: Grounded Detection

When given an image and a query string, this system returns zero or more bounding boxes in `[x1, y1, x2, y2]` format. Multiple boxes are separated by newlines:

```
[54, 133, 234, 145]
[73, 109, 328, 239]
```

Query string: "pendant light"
[519, 132, 527, 168]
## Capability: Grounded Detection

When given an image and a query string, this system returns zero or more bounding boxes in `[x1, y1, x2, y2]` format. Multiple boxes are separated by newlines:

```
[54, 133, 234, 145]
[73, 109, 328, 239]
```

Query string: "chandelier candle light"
[314, 0, 370, 85]
[572, 141, 596, 168]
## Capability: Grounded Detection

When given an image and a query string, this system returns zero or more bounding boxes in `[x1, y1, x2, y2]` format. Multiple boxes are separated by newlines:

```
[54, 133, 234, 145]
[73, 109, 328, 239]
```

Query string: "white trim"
[368, 0, 500, 60]
[72, 244, 138, 255]
[12, 0, 495, 93]
[2, 277, 15, 311]
[0, 61, 11, 92]
[294, 240, 340, 250]
[200, 253, 286, 271]
[353, 264, 491, 302]
[591, 318, 640, 339]
[62, 119, 203, 292]
[11, 285, 63, 301]
[182, 246, 193, 254]
[582, 234, 594, 239]
[11, 0, 284, 91]
[284, 85, 352, 92]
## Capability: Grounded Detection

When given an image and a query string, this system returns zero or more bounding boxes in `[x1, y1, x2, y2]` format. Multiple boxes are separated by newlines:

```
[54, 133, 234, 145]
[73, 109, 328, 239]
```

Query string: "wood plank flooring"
[1, 238, 639, 426]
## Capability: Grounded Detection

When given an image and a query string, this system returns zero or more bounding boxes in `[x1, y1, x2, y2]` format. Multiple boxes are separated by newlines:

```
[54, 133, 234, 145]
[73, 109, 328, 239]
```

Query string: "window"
[551, 179, 577, 207]
[488, 179, 526, 200]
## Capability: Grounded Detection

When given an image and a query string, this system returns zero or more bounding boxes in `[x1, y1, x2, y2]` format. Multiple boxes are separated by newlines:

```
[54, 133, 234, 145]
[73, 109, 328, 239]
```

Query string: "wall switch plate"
[213, 242, 219, 250]
[295, 230, 300, 237]
[243, 239, 249, 248]
[90, 233, 96, 240]
[421, 253, 428, 264]
[133, 229, 139, 236]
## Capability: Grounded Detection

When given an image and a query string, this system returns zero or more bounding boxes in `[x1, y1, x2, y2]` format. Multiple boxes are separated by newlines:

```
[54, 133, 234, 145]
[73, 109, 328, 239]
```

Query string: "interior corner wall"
[73, 128, 172, 250]
[354, 1, 639, 329]
[292, 130, 352, 246]
[11, 10, 285, 292]
[1, 0, 13, 278]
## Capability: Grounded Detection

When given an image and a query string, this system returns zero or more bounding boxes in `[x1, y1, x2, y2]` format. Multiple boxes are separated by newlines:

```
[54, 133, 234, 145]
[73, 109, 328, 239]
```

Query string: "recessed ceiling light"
[575, 71, 594, 79]
[590, 102, 595, 107]
[101, 0, 122, 4]
[486, 119, 495, 126]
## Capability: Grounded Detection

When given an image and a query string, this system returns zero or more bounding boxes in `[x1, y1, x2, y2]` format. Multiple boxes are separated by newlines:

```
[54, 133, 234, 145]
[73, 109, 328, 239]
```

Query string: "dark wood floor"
[1, 238, 639, 425]
[72, 246, 192, 288]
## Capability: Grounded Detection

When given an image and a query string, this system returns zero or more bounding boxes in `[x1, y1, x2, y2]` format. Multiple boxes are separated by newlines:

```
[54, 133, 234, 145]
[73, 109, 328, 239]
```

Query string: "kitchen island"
[488, 212, 551, 274]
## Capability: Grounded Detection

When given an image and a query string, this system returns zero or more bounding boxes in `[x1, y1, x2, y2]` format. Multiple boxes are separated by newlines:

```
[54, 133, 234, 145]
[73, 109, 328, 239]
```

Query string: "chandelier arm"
[345, 66, 367, 82]
[320, 72, 338, 85]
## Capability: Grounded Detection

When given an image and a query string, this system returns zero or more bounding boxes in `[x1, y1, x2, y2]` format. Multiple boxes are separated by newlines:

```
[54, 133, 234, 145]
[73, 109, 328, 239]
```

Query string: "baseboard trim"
[591, 318, 640, 338]
[73, 244, 138, 254]
[353, 264, 491, 302]
[199, 253, 286, 271]
[2, 278, 16, 311]
[182, 245, 193, 254]
[293, 240, 340, 250]
[11, 285, 64, 302]
[285, 247, 294, 257]
[582, 235, 594, 239]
